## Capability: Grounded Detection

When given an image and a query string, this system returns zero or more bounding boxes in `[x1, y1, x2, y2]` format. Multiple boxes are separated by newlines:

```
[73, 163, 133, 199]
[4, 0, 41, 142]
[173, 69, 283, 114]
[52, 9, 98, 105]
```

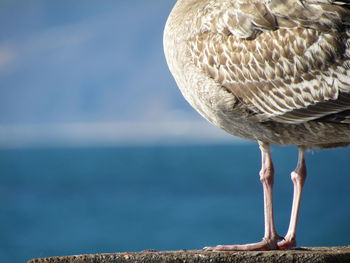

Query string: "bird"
[163, 0, 350, 251]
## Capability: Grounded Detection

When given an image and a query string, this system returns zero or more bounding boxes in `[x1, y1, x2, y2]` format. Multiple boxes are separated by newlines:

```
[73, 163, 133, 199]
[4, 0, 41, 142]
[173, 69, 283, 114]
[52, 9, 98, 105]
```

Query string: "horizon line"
[0, 120, 247, 149]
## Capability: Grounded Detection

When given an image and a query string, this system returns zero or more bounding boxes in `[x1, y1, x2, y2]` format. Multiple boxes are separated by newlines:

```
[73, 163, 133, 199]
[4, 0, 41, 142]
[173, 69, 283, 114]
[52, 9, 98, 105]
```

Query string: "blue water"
[0, 144, 349, 263]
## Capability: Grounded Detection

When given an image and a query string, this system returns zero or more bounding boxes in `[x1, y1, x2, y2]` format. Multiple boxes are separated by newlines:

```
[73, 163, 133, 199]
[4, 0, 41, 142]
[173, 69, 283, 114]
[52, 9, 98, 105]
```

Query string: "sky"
[0, 0, 236, 148]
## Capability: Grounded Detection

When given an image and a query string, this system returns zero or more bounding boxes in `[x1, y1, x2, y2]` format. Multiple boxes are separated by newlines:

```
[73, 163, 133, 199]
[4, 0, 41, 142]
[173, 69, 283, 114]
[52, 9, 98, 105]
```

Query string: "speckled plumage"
[164, 0, 350, 148]
[164, 0, 350, 251]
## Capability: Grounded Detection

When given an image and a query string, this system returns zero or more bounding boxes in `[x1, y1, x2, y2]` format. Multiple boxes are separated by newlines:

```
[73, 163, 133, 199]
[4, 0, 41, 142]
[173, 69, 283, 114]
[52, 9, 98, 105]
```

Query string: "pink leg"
[278, 147, 307, 250]
[204, 141, 282, 251]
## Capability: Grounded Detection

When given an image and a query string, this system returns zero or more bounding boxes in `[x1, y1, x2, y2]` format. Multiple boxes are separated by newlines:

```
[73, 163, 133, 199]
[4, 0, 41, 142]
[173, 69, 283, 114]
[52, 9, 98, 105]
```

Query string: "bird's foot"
[277, 237, 296, 250]
[203, 237, 282, 251]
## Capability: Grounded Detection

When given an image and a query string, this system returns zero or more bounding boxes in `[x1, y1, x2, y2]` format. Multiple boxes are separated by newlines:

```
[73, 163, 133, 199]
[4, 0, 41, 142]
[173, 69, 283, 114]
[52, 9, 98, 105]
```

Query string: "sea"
[0, 144, 349, 263]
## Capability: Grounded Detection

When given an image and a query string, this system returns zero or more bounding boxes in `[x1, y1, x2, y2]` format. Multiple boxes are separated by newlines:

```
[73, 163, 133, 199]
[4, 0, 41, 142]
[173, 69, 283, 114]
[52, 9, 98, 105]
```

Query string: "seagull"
[164, 0, 350, 251]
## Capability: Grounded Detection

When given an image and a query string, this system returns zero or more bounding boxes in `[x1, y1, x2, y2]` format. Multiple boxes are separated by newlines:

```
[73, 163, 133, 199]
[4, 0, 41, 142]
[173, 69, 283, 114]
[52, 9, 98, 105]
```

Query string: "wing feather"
[189, 0, 350, 124]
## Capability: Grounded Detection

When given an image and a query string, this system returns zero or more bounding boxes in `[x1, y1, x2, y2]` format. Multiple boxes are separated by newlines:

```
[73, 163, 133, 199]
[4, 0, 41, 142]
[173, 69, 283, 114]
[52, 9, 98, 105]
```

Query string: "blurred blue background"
[0, 1, 349, 262]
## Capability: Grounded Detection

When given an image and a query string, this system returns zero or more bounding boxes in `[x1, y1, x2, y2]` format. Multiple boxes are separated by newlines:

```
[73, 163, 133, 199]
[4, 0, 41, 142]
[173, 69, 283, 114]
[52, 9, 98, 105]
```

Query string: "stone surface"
[28, 247, 350, 263]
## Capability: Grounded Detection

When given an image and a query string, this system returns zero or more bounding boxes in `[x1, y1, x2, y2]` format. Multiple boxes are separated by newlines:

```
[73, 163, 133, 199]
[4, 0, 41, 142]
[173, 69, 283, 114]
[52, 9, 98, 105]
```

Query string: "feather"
[186, 0, 350, 124]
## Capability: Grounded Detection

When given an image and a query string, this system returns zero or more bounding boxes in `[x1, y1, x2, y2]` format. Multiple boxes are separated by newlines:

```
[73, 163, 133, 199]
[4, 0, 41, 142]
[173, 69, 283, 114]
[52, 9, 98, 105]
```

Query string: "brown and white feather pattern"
[187, 0, 350, 124]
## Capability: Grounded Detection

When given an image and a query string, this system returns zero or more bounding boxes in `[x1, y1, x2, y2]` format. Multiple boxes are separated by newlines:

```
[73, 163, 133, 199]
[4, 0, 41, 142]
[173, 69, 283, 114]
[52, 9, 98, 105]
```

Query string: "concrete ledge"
[28, 246, 350, 263]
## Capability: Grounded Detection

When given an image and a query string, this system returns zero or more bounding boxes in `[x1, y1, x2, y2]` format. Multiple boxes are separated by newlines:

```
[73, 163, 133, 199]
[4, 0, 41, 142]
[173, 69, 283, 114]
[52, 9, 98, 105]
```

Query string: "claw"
[203, 238, 280, 251]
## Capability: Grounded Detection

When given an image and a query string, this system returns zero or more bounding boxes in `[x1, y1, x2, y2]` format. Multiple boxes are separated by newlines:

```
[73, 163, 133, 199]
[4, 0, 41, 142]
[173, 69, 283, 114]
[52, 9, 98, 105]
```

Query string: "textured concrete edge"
[28, 246, 350, 263]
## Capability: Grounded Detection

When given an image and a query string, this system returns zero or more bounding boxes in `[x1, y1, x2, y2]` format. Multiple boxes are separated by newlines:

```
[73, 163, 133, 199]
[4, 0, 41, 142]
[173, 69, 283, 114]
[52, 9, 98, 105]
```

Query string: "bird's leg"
[278, 147, 307, 250]
[258, 141, 283, 248]
[204, 141, 282, 251]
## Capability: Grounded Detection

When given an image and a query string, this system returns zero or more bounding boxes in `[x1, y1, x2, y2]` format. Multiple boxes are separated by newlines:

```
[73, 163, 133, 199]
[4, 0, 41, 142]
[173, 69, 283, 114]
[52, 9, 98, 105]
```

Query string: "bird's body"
[164, 0, 350, 148]
[164, 0, 350, 250]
